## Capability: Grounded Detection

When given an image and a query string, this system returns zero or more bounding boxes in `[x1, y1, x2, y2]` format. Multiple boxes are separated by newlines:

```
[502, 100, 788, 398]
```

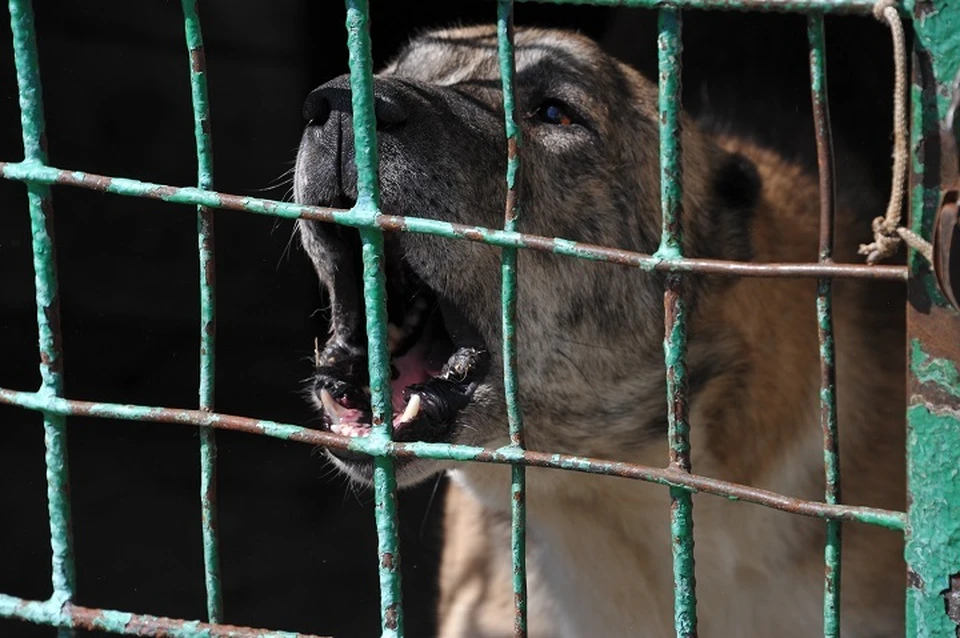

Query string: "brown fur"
[438, 136, 905, 637]
[293, 25, 905, 637]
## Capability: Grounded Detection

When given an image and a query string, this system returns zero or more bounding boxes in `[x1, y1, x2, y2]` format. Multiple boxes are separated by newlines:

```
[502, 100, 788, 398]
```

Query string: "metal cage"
[1, 0, 959, 636]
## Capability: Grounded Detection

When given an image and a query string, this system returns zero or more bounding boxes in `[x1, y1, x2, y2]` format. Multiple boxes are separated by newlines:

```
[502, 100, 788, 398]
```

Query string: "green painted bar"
[0, 161, 909, 281]
[8, 0, 77, 623]
[806, 14, 842, 638]
[0, 386, 907, 529]
[905, 0, 960, 632]
[517, 0, 882, 14]
[343, 1, 405, 635]
[0, 593, 326, 638]
[655, 8, 698, 638]
[180, 0, 222, 624]
[496, 2, 528, 635]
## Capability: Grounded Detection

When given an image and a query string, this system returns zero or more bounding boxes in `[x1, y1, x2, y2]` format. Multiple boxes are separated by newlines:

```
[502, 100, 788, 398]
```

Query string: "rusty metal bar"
[656, 8, 698, 637]
[0, 162, 908, 282]
[341, 1, 405, 635]
[807, 14, 842, 638]
[495, 2, 528, 636]
[519, 0, 883, 15]
[0, 387, 907, 530]
[179, 0, 222, 623]
[8, 1, 76, 631]
[0, 593, 329, 638]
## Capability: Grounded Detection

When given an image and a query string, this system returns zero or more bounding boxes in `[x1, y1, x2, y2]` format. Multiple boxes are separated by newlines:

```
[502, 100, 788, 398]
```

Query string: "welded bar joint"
[180, 0, 222, 623]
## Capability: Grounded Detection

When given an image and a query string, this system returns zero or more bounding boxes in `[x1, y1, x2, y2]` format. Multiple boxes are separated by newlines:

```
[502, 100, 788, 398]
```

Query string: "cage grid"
[1, 0, 959, 637]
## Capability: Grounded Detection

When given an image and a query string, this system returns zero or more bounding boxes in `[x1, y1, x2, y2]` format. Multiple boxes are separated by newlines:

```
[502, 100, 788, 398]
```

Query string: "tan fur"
[438, 138, 905, 637]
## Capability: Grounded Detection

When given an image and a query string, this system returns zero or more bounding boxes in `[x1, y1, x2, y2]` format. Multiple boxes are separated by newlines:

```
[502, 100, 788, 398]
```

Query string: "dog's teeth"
[330, 422, 342, 435]
[399, 394, 421, 424]
[320, 388, 344, 425]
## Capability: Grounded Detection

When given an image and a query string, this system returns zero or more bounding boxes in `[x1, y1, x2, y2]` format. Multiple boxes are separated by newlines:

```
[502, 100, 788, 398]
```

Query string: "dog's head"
[294, 26, 759, 485]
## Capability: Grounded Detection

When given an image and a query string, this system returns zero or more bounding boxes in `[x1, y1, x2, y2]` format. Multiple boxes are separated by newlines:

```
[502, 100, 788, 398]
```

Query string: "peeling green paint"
[516, 0, 883, 12]
[911, 339, 960, 399]
[8, 0, 77, 623]
[180, 0, 222, 623]
[342, 1, 405, 635]
[656, 9, 698, 638]
[0, 593, 316, 638]
[496, 4, 528, 635]
[906, 0, 960, 632]
[0, 161, 908, 282]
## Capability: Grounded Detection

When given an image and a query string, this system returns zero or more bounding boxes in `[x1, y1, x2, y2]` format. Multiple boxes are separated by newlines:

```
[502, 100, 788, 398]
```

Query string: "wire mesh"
[2, 0, 951, 637]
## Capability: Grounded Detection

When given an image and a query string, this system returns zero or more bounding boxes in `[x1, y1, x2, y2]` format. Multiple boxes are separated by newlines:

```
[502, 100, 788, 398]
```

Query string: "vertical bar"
[343, 2, 404, 636]
[180, 0, 222, 624]
[806, 14, 842, 638]
[9, 0, 76, 630]
[9, 5, 77, 638]
[496, 2, 527, 636]
[905, 2, 960, 633]
[656, 8, 697, 638]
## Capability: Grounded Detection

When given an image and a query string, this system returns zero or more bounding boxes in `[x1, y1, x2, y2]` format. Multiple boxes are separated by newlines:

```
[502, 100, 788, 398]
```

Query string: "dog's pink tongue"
[391, 345, 432, 413]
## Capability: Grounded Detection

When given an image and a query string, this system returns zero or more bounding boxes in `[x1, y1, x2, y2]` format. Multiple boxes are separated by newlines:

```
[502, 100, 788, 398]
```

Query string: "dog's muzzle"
[294, 75, 491, 464]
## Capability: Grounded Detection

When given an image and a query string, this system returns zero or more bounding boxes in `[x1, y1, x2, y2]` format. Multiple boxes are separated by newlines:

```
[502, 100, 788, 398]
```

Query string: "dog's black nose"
[303, 75, 409, 129]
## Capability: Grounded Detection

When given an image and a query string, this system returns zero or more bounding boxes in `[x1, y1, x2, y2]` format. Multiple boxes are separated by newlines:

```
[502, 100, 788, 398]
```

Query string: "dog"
[293, 25, 905, 637]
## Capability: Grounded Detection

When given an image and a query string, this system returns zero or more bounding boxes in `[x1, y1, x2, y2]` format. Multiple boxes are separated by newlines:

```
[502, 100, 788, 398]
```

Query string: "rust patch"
[378, 216, 407, 233]
[381, 552, 395, 570]
[460, 228, 485, 242]
[153, 185, 179, 199]
[942, 573, 960, 632]
[190, 46, 205, 74]
[909, 568, 926, 590]
[908, 304, 960, 370]
[519, 234, 553, 253]
[384, 603, 399, 630]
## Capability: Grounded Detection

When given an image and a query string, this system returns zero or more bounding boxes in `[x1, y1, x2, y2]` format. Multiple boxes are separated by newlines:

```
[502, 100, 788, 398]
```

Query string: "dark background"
[0, 2, 898, 636]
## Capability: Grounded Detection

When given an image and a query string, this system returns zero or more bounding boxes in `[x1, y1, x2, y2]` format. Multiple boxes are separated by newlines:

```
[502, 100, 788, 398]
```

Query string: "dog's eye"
[534, 100, 574, 126]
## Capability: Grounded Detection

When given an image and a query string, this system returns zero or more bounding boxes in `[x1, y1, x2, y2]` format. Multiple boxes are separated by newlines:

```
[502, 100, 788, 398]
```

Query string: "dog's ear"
[702, 150, 759, 262]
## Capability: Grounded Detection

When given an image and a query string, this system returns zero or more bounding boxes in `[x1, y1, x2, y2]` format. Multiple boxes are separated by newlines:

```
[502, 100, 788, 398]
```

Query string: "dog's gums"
[309, 241, 490, 452]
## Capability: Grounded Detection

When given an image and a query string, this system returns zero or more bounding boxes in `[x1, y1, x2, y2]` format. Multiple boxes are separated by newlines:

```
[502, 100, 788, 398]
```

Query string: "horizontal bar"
[519, 0, 885, 15]
[0, 594, 328, 638]
[0, 387, 907, 531]
[0, 161, 907, 282]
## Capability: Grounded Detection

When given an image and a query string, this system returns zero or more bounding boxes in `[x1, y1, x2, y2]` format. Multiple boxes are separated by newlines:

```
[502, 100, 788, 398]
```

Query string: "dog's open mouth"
[312, 234, 490, 456]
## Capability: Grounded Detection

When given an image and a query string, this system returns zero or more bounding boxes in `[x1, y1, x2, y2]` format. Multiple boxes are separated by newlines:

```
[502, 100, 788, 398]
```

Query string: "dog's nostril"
[303, 92, 331, 125]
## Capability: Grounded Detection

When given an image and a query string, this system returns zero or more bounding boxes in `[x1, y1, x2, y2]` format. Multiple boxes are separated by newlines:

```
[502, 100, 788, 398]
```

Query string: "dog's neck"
[450, 220, 832, 636]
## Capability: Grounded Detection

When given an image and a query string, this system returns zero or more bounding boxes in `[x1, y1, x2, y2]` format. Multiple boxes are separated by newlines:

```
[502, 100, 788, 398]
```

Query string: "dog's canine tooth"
[398, 394, 421, 424]
[320, 388, 345, 425]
